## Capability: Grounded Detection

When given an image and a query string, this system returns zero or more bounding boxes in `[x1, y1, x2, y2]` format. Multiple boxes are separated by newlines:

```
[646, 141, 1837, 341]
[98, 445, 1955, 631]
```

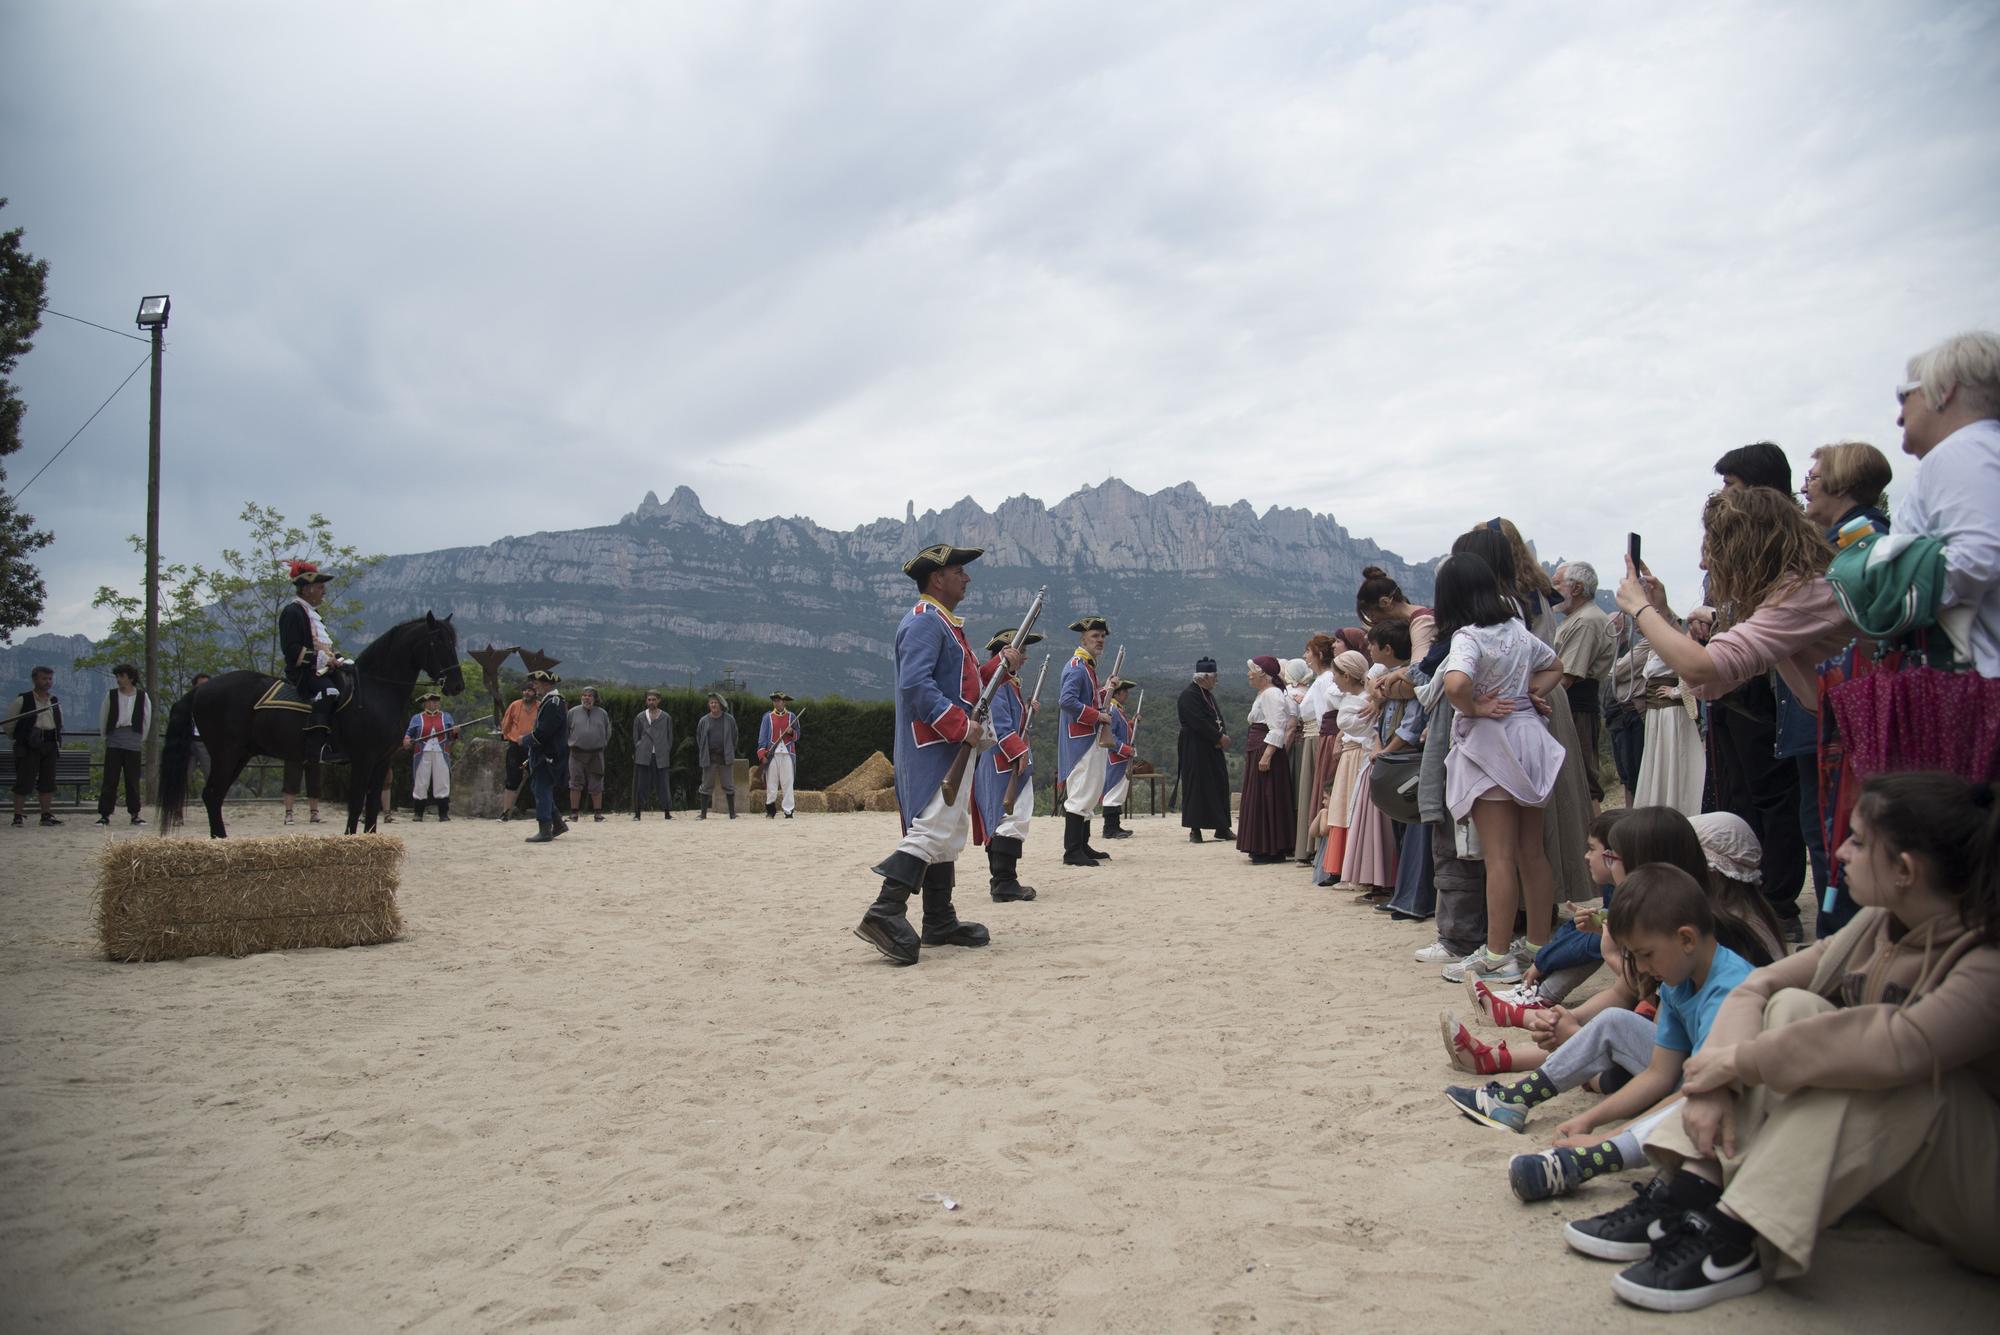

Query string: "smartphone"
[1627, 532, 1642, 570]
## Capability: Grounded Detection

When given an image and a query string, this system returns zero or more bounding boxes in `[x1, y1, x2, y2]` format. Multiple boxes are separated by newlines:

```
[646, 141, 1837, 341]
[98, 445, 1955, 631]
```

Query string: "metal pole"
[142, 323, 164, 805]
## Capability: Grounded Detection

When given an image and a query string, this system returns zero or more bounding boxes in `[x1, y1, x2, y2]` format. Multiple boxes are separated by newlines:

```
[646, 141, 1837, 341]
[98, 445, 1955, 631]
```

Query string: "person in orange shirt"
[499, 682, 537, 822]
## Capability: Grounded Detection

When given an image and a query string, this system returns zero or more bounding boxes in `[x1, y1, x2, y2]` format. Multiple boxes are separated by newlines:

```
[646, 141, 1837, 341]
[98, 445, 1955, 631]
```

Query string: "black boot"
[766, 801, 777, 819]
[1082, 813, 1113, 862]
[988, 836, 1037, 901]
[525, 819, 555, 844]
[1188, 828, 1204, 844]
[1102, 806, 1133, 839]
[411, 800, 427, 822]
[856, 852, 926, 965]
[726, 794, 738, 819]
[1062, 812, 1097, 867]
[699, 795, 710, 820]
[920, 863, 990, 948]
[1214, 826, 1235, 841]
[436, 798, 450, 822]
[307, 696, 348, 764]
[551, 812, 570, 838]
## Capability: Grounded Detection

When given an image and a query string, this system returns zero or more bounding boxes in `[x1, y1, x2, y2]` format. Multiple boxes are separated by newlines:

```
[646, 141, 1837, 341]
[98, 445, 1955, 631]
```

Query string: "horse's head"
[422, 612, 466, 695]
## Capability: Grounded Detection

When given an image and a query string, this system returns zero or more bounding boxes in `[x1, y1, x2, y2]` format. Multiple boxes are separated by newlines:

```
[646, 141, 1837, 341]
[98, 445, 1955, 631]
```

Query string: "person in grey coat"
[566, 686, 613, 822]
[694, 693, 737, 819]
[632, 689, 675, 820]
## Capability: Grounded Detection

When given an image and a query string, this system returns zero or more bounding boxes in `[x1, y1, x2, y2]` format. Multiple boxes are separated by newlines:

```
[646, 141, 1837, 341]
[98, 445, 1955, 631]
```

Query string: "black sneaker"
[41, 814, 61, 826]
[1564, 1173, 1717, 1261]
[130, 814, 146, 826]
[1611, 1206, 1764, 1312]
[95, 814, 111, 826]
[10, 814, 21, 827]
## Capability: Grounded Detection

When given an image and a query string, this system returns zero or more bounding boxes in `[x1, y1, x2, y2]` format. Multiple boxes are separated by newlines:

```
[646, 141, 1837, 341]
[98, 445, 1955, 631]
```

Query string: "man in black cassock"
[1176, 656, 1234, 843]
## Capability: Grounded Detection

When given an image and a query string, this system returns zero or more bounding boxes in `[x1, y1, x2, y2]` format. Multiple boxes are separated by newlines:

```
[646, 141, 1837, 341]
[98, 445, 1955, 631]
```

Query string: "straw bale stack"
[822, 791, 863, 813]
[826, 751, 894, 798]
[97, 835, 405, 963]
[863, 788, 902, 813]
[792, 791, 830, 814]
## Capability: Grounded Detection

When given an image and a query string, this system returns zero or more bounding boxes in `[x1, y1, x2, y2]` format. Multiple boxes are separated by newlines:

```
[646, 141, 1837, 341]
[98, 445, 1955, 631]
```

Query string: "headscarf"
[1332, 650, 1370, 683]
[1282, 658, 1312, 687]
[1248, 655, 1282, 688]
[1333, 627, 1370, 654]
[1692, 812, 1762, 884]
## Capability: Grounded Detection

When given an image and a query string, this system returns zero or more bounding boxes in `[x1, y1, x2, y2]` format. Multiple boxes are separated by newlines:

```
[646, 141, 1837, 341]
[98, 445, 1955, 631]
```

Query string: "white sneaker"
[1509, 935, 1536, 964]
[1414, 939, 1459, 964]
[1443, 947, 1525, 984]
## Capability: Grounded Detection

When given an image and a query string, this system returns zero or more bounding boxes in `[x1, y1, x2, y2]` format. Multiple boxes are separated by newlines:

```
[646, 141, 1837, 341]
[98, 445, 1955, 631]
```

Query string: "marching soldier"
[854, 544, 1024, 965]
[522, 669, 570, 844]
[1056, 616, 1115, 868]
[1101, 678, 1140, 840]
[757, 692, 801, 819]
[277, 560, 350, 761]
[972, 626, 1042, 902]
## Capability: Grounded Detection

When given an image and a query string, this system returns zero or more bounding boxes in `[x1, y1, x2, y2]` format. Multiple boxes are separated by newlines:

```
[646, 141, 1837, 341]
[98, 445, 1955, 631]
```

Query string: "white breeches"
[412, 750, 450, 799]
[765, 753, 796, 811]
[1104, 773, 1131, 808]
[996, 774, 1034, 842]
[1062, 747, 1107, 816]
[895, 778, 975, 864]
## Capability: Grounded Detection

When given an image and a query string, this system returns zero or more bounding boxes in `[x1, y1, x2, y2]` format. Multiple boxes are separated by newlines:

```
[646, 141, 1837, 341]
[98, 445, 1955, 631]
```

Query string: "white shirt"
[1441, 619, 1559, 700]
[1335, 690, 1374, 745]
[1899, 417, 2000, 677]
[1299, 669, 1338, 736]
[1248, 685, 1290, 733]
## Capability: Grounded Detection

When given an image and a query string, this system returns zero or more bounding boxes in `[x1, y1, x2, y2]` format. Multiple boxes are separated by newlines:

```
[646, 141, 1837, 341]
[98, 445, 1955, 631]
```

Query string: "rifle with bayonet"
[1002, 653, 1051, 810]
[1094, 644, 1125, 748]
[939, 586, 1048, 805]
[763, 708, 805, 759]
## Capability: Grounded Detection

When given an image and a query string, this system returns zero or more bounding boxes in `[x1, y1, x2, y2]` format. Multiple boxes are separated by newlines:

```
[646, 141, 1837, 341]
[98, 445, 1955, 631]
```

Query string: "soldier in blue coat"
[1056, 616, 1115, 868]
[855, 544, 1026, 966]
[1100, 679, 1141, 841]
[972, 626, 1043, 903]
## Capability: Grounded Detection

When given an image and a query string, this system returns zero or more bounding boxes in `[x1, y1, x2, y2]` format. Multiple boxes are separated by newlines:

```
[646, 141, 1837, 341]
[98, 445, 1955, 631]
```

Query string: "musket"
[1094, 644, 1125, 748]
[1002, 654, 1051, 810]
[764, 708, 806, 756]
[0, 701, 58, 730]
[939, 586, 1047, 805]
[1130, 688, 1145, 757]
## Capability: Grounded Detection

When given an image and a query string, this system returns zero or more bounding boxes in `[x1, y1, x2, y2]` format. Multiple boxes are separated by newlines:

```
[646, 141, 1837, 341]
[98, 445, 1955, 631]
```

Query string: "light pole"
[136, 295, 170, 805]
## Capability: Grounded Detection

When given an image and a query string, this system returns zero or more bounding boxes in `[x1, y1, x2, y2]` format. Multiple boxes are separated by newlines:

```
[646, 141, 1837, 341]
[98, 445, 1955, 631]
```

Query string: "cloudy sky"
[7, 0, 1997, 639]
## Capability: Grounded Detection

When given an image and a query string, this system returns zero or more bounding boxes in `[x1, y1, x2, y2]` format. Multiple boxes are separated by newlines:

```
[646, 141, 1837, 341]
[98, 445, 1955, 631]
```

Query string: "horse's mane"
[355, 614, 456, 668]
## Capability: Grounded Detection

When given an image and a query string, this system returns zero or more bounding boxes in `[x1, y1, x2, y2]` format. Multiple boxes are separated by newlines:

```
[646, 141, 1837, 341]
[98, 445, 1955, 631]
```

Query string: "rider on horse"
[279, 560, 352, 762]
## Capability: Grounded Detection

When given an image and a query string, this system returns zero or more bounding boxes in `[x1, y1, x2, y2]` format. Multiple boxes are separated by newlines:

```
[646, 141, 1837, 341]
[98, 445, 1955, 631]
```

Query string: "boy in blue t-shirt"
[1447, 867, 1751, 1195]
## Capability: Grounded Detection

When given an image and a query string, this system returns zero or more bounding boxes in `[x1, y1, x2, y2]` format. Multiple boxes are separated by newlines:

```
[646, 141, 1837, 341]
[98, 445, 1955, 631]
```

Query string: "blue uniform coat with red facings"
[971, 675, 1033, 845]
[1056, 649, 1106, 784]
[1105, 702, 1137, 792]
[757, 709, 799, 762]
[892, 598, 1003, 834]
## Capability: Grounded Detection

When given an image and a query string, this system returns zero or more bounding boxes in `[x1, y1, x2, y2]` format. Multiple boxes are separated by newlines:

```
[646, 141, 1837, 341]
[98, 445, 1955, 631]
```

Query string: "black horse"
[158, 613, 464, 837]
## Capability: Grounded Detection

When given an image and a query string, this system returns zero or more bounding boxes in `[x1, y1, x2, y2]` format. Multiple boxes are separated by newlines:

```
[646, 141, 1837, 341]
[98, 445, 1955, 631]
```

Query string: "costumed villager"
[1101, 679, 1140, 840]
[973, 626, 1043, 902]
[1057, 616, 1117, 867]
[95, 664, 149, 826]
[758, 693, 800, 818]
[1176, 657, 1233, 842]
[521, 670, 571, 844]
[1315, 650, 1373, 884]
[695, 694, 738, 819]
[1292, 637, 1339, 863]
[277, 560, 350, 764]
[567, 687, 612, 822]
[11, 665, 62, 826]
[1237, 655, 1296, 864]
[499, 683, 537, 821]
[403, 691, 458, 820]
[632, 689, 675, 819]
[854, 544, 1024, 965]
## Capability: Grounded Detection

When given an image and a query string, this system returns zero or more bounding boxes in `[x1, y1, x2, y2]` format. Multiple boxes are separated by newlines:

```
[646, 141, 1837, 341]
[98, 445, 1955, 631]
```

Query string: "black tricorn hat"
[527, 669, 561, 684]
[985, 627, 1046, 653]
[286, 559, 333, 588]
[1109, 678, 1137, 694]
[418, 689, 442, 702]
[769, 691, 794, 702]
[903, 543, 984, 585]
[1068, 616, 1108, 633]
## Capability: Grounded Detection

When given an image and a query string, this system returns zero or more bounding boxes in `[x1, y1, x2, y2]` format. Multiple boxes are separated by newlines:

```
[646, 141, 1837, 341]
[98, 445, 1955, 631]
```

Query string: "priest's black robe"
[1176, 681, 1231, 831]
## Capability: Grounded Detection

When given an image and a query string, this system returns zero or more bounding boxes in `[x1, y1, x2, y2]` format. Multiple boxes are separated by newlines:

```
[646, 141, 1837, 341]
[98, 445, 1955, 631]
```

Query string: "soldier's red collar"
[916, 595, 965, 627]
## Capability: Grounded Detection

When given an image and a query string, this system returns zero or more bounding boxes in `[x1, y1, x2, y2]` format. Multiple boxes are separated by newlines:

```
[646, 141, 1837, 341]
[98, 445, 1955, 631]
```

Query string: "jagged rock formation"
[350, 479, 1433, 698]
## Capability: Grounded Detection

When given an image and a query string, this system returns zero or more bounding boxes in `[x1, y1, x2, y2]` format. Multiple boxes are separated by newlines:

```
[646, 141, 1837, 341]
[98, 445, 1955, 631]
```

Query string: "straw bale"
[862, 788, 902, 813]
[792, 791, 829, 814]
[821, 791, 862, 813]
[97, 834, 404, 963]
[826, 751, 894, 797]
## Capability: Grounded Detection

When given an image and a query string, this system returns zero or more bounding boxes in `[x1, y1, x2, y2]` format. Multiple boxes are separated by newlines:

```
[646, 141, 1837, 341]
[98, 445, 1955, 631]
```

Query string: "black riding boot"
[920, 863, 990, 947]
[856, 849, 926, 964]
[699, 794, 710, 820]
[988, 836, 1037, 901]
[1102, 806, 1132, 839]
[436, 798, 450, 822]
[525, 819, 555, 844]
[1082, 812, 1112, 861]
[411, 800, 427, 822]
[766, 801, 777, 818]
[551, 810, 569, 838]
[1060, 813, 1094, 867]
[726, 793, 738, 819]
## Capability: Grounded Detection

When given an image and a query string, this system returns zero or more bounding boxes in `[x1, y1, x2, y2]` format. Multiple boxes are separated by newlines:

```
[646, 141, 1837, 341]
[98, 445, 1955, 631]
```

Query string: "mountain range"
[339, 478, 1435, 699]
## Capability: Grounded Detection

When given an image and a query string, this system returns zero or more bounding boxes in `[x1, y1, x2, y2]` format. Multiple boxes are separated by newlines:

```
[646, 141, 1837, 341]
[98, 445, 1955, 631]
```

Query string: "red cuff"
[1116, 744, 1135, 762]
[930, 704, 970, 744]
[757, 748, 769, 762]
[1077, 705, 1103, 727]
[997, 733, 1030, 766]
[979, 655, 1004, 685]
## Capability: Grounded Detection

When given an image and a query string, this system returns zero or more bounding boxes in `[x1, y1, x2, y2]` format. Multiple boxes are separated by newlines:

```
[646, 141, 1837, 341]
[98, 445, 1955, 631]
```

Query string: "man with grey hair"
[1898, 330, 2000, 677]
[694, 693, 738, 819]
[566, 685, 612, 822]
[1175, 656, 1233, 843]
[1554, 562, 1616, 810]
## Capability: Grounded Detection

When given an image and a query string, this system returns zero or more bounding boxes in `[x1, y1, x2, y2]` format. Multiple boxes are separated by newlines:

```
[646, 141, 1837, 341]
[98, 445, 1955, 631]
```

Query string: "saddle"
[255, 672, 354, 716]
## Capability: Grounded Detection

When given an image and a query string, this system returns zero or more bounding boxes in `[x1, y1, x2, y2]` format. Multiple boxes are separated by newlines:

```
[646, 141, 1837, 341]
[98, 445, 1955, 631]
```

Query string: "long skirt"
[1291, 732, 1322, 860]
[1341, 754, 1399, 888]
[1314, 741, 1366, 883]
[1539, 688, 1597, 908]
[1636, 702, 1705, 816]
[1235, 724, 1295, 857]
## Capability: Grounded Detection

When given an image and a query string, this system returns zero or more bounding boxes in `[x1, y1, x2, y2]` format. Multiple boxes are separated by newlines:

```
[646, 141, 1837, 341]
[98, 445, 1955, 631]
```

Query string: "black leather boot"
[1082, 814, 1113, 861]
[436, 798, 450, 822]
[726, 794, 738, 819]
[766, 801, 777, 818]
[1061, 812, 1096, 866]
[699, 795, 710, 820]
[988, 836, 1037, 901]
[551, 812, 570, 838]
[411, 800, 427, 822]
[525, 819, 555, 844]
[855, 851, 926, 964]
[1188, 828, 1204, 843]
[1102, 806, 1132, 839]
[920, 863, 990, 947]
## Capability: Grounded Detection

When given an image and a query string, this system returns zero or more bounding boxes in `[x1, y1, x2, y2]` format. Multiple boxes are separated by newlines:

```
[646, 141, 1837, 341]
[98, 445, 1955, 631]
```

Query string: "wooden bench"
[52, 749, 95, 804]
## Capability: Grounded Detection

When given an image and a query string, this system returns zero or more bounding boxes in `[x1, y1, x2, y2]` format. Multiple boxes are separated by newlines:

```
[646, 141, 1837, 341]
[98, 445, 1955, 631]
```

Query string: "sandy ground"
[2, 805, 1995, 1334]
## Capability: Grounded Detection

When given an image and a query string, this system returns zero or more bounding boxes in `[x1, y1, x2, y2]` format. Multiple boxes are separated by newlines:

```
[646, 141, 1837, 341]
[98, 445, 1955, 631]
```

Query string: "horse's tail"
[155, 692, 196, 834]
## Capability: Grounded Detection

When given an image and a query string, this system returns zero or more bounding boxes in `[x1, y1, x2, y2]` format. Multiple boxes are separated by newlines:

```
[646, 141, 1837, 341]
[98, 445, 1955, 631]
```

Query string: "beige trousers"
[1645, 987, 2000, 1280]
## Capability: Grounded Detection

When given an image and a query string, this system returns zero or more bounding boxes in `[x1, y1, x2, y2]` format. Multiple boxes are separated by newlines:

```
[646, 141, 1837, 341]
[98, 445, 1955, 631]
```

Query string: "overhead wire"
[40, 306, 153, 344]
[12, 350, 157, 498]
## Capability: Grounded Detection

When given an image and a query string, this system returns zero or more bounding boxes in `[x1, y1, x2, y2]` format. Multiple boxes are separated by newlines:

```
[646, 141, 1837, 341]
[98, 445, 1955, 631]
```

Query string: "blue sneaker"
[1510, 1147, 1581, 1202]
[1442, 1083, 1528, 1133]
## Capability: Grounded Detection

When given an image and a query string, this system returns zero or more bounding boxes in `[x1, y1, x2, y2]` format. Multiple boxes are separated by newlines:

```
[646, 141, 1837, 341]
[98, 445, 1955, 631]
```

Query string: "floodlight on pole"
[136, 295, 170, 807]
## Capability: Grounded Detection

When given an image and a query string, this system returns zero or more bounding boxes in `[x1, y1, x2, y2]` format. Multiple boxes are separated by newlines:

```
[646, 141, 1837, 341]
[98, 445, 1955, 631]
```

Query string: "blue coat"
[972, 675, 1033, 843]
[1056, 649, 1106, 783]
[1105, 702, 1137, 793]
[891, 598, 1000, 832]
[757, 709, 800, 761]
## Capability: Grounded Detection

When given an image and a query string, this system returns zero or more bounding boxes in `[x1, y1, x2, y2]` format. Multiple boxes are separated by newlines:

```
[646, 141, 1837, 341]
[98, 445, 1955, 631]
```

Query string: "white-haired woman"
[1895, 330, 2000, 677]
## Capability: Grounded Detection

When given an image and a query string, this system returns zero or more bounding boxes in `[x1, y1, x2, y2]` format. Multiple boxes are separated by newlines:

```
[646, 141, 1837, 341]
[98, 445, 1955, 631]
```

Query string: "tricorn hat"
[1068, 616, 1108, 633]
[1109, 677, 1137, 694]
[527, 669, 561, 684]
[985, 627, 1046, 653]
[769, 691, 794, 702]
[286, 559, 333, 588]
[418, 689, 442, 702]
[903, 543, 984, 585]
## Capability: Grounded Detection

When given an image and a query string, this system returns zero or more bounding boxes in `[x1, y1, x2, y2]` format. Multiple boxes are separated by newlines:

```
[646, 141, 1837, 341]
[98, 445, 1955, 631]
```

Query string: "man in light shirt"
[1897, 330, 2000, 678]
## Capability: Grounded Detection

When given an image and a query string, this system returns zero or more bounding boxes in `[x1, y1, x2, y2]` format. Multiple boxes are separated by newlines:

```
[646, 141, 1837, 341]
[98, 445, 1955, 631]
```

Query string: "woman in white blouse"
[1237, 656, 1297, 864]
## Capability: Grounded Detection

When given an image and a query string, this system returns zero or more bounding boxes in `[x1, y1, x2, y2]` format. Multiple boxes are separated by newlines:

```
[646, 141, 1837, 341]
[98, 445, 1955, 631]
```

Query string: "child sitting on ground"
[1559, 772, 2000, 1314]
[1444, 866, 1751, 1195]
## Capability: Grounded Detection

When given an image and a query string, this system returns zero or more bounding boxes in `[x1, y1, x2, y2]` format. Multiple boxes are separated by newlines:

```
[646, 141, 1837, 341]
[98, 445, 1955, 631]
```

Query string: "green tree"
[75, 536, 227, 692]
[206, 503, 380, 675]
[0, 198, 53, 642]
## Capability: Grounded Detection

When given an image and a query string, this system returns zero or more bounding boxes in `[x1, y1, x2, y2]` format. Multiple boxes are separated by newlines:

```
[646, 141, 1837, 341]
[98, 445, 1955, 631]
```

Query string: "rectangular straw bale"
[826, 751, 894, 797]
[822, 791, 861, 813]
[791, 791, 829, 813]
[97, 835, 405, 962]
[862, 788, 902, 813]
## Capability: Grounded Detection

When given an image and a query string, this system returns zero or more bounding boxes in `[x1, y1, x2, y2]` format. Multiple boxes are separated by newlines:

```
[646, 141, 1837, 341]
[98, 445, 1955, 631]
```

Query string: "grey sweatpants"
[1542, 1007, 1657, 1092]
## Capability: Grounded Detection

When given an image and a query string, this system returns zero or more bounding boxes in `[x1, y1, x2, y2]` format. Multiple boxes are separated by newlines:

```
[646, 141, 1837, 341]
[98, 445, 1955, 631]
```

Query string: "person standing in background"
[10, 665, 62, 827]
[95, 664, 148, 826]
[632, 689, 675, 820]
[499, 682, 536, 822]
[695, 694, 738, 819]
[565, 686, 612, 822]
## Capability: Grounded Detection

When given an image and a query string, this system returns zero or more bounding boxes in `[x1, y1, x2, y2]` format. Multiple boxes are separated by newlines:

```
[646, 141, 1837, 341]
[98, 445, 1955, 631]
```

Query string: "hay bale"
[792, 791, 829, 814]
[97, 835, 404, 963]
[826, 751, 894, 797]
[822, 791, 862, 813]
[863, 788, 902, 813]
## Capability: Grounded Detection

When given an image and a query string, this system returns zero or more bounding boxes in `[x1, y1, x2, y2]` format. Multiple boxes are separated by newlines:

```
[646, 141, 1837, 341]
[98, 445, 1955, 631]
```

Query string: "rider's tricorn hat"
[286, 559, 333, 588]
[985, 626, 1045, 653]
[526, 669, 561, 684]
[1068, 616, 1108, 633]
[903, 543, 983, 586]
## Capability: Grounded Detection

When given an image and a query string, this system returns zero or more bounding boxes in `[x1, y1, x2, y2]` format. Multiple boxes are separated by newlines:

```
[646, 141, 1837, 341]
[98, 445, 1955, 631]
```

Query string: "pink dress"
[1442, 620, 1567, 820]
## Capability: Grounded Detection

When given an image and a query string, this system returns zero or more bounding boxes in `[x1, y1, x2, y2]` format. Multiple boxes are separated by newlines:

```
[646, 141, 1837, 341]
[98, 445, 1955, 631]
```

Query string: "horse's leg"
[205, 746, 252, 839]
[350, 752, 383, 834]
